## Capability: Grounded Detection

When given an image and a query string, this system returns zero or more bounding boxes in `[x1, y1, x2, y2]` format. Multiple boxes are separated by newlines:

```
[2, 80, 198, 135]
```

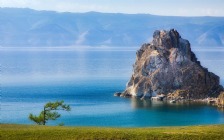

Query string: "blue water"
[1, 47, 224, 127]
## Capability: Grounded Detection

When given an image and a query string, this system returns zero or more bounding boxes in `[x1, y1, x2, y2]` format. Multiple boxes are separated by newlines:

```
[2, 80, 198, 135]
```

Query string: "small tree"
[29, 100, 71, 125]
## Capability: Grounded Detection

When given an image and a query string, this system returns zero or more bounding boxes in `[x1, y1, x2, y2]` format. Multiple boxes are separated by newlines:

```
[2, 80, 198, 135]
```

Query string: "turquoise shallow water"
[1, 47, 224, 127]
[2, 79, 224, 127]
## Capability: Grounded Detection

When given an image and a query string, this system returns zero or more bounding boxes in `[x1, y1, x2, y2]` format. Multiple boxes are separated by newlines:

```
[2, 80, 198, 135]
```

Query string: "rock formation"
[121, 29, 223, 99]
[217, 92, 224, 108]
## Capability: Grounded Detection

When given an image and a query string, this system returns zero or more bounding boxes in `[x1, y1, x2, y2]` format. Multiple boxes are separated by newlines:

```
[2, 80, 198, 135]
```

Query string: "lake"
[1, 46, 224, 127]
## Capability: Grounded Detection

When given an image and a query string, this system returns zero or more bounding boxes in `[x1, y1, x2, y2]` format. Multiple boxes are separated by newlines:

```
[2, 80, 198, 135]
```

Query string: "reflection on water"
[1, 47, 224, 127]
[1, 78, 224, 127]
[1, 47, 137, 85]
[218, 108, 224, 112]
[130, 98, 213, 110]
[1, 47, 224, 85]
[131, 98, 153, 108]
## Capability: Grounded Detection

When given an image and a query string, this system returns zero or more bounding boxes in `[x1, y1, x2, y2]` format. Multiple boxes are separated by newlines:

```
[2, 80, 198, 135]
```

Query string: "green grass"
[1, 124, 224, 140]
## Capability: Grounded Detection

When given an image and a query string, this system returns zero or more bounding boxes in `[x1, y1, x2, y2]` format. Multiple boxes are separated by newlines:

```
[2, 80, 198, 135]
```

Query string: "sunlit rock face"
[122, 29, 223, 99]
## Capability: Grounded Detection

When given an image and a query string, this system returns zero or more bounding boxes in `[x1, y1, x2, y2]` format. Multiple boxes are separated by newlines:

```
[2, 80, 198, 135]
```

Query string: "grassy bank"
[1, 124, 224, 140]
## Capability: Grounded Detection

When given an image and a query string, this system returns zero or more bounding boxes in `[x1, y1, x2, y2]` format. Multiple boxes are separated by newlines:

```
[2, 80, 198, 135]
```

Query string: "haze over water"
[1, 46, 224, 127]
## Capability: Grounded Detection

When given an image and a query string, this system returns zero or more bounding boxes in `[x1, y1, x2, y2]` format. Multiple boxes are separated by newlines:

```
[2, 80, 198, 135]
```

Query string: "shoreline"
[114, 92, 224, 108]
[1, 123, 224, 128]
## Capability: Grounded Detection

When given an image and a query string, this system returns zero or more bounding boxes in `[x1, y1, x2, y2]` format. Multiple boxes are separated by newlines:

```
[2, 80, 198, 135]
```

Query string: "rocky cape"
[118, 29, 223, 100]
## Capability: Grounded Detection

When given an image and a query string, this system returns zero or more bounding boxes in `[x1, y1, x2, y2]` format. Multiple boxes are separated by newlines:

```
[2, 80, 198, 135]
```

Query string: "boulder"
[114, 92, 122, 97]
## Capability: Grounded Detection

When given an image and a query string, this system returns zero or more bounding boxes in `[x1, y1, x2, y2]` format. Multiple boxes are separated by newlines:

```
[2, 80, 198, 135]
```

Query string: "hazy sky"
[0, 0, 224, 16]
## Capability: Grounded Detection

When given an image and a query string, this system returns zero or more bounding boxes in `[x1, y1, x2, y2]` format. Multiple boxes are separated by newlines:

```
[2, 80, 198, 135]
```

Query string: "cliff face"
[122, 29, 223, 99]
[217, 92, 224, 108]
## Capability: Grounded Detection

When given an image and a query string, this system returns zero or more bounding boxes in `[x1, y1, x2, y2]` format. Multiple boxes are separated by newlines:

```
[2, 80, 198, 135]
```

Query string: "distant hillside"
[0, 8, 224, 47]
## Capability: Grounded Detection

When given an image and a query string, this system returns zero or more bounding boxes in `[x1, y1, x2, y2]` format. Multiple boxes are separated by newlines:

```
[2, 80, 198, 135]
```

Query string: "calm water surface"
[1, 47, 224, 127]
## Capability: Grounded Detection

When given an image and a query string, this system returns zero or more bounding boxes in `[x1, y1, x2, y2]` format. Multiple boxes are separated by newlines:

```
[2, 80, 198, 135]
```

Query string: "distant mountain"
[0, 8, 224, 47]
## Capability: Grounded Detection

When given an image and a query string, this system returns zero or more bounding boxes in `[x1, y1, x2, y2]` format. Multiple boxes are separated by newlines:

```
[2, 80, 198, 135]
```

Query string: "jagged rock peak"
[121, 29, 223, 99]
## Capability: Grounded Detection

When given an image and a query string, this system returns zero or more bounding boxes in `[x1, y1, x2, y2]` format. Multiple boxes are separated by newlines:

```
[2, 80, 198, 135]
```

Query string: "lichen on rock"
[121, 29, 223, 99]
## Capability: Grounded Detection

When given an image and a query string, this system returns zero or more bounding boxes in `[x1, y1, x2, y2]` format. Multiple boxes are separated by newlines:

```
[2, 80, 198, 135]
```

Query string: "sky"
[0, 0, 224, 16]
